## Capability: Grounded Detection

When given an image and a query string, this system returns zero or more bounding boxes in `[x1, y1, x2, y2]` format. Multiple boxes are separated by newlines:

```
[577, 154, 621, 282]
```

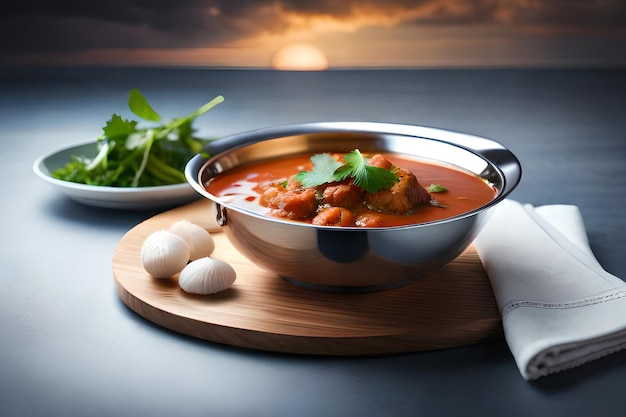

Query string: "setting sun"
[270, 43, 329, 71]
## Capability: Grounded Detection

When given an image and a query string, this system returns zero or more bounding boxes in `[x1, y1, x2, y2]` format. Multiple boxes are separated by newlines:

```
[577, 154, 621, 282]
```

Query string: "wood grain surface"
[112, 199, 503, 355]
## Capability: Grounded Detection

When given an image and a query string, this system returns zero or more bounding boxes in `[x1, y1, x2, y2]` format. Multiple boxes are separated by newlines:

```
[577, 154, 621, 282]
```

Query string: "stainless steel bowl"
[185, 122, 521, 292]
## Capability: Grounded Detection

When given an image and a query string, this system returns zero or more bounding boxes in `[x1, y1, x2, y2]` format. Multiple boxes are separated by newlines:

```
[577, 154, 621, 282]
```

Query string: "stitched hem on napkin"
[502, 289, 626, 380]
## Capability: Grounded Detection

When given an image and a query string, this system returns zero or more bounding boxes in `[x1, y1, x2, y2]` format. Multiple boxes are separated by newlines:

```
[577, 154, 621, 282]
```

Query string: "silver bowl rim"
[185, 121, 522, 230]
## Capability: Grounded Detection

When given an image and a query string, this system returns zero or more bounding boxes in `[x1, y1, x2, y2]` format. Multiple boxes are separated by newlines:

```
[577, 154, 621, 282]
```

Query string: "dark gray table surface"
[1, 67, 625, 417]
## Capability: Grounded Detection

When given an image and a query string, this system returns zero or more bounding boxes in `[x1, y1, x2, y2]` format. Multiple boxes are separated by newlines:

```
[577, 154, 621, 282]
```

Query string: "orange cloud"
[236, 0, 626, 39]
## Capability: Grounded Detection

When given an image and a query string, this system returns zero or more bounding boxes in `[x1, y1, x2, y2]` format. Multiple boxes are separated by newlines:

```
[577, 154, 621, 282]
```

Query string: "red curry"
[205, 153, 496, 228]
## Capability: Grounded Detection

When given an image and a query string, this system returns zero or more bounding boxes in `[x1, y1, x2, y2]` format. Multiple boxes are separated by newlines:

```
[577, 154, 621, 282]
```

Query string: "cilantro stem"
[168, 95, 225, 131]
[184, 136, 206, 154]
[191, 95, 225, 119]
[131, 130, 155, 187]
[146, 154, 187, 184]
[85, 141, 110, 171]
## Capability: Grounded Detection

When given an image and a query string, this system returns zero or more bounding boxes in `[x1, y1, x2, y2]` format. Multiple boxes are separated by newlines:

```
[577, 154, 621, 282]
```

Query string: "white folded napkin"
[473, 199, 626, 380]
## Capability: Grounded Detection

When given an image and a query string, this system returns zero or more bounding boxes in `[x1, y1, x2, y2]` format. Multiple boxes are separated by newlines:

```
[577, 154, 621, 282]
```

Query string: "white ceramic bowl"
[34, 142, 199, 210]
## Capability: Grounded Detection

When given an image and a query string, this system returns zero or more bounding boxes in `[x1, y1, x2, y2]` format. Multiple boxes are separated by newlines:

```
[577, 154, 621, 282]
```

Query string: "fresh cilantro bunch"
[296, 149, 399, 193]
[52, 89, 224, 187]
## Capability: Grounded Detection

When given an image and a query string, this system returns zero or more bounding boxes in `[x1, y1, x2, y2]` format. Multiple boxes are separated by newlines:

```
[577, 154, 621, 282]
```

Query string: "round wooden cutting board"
[112, 199, 502, 355]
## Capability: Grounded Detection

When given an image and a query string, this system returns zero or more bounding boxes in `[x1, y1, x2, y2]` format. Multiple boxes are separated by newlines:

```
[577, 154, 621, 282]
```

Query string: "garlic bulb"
[169, 220, 215, 261]
[178, 257, 236, 295]
[141, 230, 190, 278]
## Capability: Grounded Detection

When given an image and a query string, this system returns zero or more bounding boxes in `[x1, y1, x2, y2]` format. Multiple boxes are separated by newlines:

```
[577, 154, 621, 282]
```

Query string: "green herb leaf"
[128, 89, 161, 122]
[428, 184, 448, 193]
[295, 153, 343, 188]
[334, 149, 399, 193]
[102, 114, 137, 138]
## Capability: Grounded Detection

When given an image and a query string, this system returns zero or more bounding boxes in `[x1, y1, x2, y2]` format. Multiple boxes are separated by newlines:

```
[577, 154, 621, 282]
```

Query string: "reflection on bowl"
[34, 142, 199, 210]
[185, 122, 522, 292]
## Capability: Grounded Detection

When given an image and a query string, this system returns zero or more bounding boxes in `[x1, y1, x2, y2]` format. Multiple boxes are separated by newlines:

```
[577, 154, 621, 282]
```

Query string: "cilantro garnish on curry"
[296, 150, 400, 193]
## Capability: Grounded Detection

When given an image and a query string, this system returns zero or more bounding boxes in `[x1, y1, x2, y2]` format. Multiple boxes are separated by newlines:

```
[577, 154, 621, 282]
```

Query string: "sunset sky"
[1, 0, 625, 69]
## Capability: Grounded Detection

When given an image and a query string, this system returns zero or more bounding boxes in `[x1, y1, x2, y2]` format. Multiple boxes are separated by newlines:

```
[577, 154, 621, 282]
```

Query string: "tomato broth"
[205, 153, 497, 227]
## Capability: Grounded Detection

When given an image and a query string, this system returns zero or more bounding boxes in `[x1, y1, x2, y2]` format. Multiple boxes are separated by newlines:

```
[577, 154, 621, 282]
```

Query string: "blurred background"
[1, 0, 624, 69]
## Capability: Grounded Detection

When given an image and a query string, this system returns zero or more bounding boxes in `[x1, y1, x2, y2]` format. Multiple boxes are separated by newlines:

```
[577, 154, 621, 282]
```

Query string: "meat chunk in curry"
[257, 153, 433, 223]
[365, 167, 432, 214]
